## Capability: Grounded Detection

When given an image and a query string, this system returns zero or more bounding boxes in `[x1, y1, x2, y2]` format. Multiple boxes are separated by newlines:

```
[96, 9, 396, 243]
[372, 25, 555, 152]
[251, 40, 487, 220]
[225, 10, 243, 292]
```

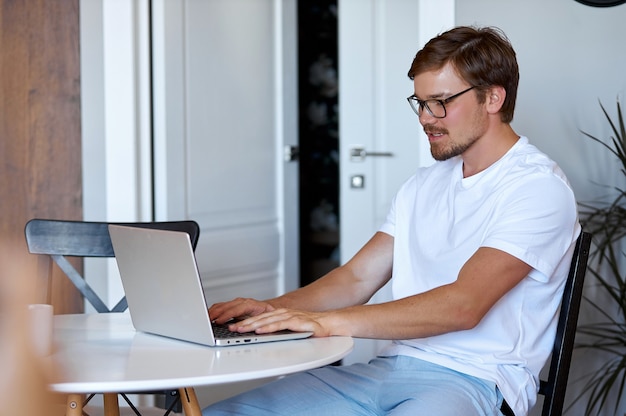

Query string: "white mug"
[27, 303, 54, 357]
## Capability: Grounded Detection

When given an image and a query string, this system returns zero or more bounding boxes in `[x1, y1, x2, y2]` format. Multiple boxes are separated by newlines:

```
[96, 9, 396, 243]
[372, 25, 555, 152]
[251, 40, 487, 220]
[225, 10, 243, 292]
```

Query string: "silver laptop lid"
[108, 224, 217, 346]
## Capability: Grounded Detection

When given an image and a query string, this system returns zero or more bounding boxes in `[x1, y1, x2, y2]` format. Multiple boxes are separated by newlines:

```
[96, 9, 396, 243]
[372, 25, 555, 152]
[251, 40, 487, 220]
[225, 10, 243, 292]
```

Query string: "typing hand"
[209, 297, 275, 325]
[228, 308, 331, 337]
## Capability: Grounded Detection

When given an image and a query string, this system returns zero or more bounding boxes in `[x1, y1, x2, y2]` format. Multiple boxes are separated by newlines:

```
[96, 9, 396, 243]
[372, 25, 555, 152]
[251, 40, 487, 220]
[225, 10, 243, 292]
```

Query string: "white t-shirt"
[378, 137, 580, 416]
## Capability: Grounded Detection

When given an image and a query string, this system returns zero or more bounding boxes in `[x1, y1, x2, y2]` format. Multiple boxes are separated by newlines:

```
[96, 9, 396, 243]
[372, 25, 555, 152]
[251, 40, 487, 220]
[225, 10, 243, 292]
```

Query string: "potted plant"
[571, 98, 626, 415]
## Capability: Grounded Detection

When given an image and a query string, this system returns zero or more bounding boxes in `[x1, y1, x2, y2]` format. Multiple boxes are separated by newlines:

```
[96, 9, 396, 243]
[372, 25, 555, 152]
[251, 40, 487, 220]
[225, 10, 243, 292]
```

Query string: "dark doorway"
[297, 1, 340, 287]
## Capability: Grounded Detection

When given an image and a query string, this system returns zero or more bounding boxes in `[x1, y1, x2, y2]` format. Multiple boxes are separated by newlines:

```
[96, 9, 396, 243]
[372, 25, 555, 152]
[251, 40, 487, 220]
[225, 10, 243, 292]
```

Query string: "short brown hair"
[407, 26, 519, 123]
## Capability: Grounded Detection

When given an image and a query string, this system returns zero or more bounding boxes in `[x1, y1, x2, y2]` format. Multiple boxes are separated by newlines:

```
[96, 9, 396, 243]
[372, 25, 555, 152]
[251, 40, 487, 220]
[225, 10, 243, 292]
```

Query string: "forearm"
[208, 265, 378, 326]
[268, 231, 394, 312]
[319, 285, 476, 339]
[267, 265, 377, 312]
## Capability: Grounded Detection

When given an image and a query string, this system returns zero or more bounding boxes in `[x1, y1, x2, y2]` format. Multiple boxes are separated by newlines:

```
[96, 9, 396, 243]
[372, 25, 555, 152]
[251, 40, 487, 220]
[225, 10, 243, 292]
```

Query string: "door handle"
[350, 146, 394, 162]
[284, 145, 299, 162]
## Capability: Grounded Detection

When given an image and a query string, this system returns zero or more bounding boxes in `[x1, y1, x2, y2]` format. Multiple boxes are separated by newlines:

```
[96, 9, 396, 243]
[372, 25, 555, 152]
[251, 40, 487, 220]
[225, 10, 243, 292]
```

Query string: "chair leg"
[103, 393, 120, 416]
[66, 394, 83, 416]
[179, 387, 201, 416]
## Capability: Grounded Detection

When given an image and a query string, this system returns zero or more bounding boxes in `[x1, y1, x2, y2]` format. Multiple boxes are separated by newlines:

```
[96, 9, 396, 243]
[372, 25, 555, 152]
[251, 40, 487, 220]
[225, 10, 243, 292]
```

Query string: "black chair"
[24, 218, 202, 416]
[538, 231, 591, 416]
[24, 219, 200, 313]
[501, 232, 591, 416]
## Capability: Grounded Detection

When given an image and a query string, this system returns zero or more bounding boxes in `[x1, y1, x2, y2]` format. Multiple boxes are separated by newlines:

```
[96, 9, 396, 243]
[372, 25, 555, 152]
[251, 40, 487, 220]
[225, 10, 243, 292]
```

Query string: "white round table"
[50, 313, 353, 415]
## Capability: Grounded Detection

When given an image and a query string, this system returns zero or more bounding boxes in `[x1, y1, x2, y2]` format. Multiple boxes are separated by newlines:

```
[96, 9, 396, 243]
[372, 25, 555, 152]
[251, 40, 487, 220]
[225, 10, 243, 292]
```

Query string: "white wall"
[456, 0, 626, 204]
[456, 2, 626, 414]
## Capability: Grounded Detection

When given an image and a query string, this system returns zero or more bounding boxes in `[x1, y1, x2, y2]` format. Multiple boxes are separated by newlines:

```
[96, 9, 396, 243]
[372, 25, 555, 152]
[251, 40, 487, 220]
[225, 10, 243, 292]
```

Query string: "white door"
[338, 0, 454, 364]
[151, 0, 298, 303]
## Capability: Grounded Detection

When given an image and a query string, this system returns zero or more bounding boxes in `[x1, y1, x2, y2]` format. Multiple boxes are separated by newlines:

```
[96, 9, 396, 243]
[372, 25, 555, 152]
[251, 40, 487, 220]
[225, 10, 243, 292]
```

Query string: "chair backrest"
[24, 219, 200, 313]
[539, 231, 592, 416]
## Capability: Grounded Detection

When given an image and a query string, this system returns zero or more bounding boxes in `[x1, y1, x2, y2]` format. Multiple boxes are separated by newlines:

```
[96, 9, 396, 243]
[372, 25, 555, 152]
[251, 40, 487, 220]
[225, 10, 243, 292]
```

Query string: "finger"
[209, 298, 249, 323]
[230, 310, 323, 336]
[227, 310, 284, 332]
[210, 298, 273, 324]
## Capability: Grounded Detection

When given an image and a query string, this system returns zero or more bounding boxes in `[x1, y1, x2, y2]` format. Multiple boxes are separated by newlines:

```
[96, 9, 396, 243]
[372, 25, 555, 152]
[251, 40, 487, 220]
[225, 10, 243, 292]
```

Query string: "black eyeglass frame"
[407, 86, 476, 119]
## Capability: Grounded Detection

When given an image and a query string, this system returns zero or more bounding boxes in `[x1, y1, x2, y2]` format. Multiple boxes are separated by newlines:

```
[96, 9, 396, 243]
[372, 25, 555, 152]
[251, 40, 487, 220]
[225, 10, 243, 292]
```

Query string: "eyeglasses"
[407, 86, 475, 119]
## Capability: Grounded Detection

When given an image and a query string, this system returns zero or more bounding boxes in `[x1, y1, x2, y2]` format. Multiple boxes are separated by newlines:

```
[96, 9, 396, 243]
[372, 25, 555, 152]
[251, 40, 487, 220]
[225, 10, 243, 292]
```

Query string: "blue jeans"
[202, 355, 506, 415]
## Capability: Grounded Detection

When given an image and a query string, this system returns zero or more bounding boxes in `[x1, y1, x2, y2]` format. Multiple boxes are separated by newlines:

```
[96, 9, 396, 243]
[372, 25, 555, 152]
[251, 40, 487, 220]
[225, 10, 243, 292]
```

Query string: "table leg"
[66, 394, 82, 416]
[103, 393, 120, 416]
[179, 387, 201, 416]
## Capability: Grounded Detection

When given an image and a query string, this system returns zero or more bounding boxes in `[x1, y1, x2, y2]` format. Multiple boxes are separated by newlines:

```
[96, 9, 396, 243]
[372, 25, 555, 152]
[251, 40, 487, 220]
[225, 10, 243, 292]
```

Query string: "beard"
[430, 133, 480, 161]
[425, 111, 487, 161]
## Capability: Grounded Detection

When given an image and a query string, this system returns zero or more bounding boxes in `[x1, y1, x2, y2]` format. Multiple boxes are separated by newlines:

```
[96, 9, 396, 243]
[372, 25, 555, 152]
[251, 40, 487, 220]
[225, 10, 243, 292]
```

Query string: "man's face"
[412, 63, 488, 161]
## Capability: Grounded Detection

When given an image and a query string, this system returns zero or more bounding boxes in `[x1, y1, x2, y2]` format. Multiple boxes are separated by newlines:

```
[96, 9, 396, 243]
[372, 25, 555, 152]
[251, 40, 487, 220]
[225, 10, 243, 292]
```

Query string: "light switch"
[350, 174, 365, 189]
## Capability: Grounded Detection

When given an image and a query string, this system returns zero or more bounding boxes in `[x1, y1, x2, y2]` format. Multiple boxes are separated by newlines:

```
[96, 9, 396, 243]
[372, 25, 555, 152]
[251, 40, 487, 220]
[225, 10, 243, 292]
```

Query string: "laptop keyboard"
[213, 323, 256, 339]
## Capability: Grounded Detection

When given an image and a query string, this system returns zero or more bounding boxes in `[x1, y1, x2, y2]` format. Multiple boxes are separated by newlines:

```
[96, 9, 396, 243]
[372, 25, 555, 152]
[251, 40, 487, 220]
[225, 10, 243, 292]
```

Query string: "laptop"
[108, 224, 313, 346]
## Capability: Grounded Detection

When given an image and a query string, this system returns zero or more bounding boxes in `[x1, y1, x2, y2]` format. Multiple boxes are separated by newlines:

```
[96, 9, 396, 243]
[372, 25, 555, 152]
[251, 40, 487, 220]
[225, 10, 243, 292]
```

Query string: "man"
[203, 26, 580, 416]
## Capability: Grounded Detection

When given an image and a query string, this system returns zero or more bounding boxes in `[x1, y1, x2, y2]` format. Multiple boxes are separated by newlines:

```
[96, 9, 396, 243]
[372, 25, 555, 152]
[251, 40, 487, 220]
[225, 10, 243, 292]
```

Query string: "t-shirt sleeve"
[379, 193, 397, 237]
[482, 173, 580, 282]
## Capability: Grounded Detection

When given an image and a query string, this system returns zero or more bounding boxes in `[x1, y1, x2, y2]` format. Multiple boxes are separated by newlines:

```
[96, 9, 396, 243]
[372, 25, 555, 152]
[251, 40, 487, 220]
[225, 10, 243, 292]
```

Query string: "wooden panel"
[0, 0, 82, 313]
